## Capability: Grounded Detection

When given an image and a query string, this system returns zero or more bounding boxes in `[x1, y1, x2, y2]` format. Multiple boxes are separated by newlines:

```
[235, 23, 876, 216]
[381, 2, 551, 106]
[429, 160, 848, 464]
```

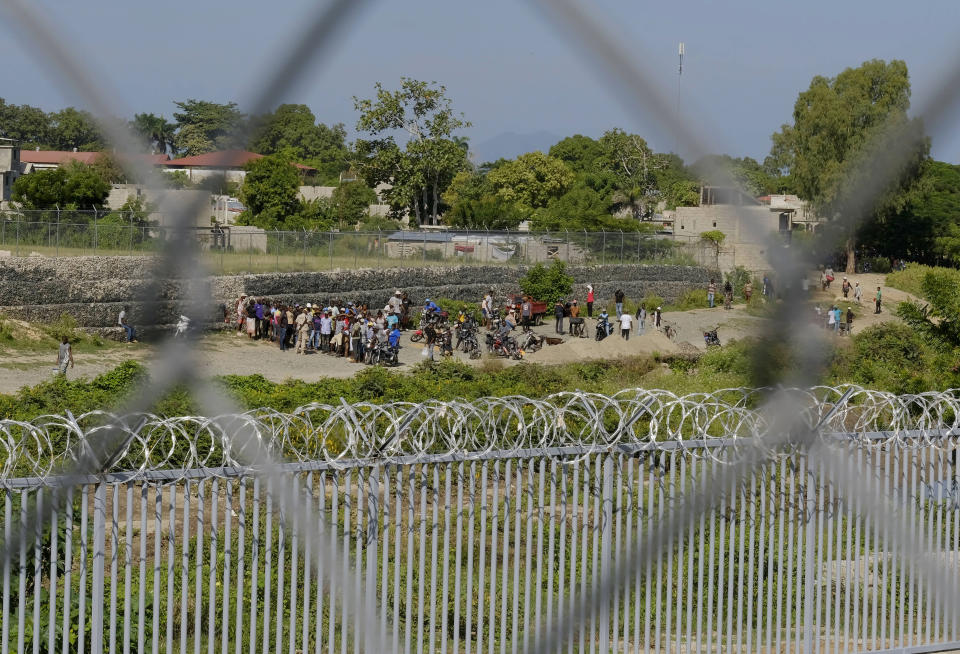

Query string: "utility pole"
[676, 41, 684, 154]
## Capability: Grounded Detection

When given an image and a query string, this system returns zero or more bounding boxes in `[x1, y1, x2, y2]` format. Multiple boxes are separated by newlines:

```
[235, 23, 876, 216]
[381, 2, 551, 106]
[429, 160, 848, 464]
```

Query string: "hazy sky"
[2, 0, 958, 162]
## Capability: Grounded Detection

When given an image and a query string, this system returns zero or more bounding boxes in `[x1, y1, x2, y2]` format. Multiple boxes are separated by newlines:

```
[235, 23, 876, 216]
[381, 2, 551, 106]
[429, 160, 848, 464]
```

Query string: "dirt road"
[0, 272, 915, 395]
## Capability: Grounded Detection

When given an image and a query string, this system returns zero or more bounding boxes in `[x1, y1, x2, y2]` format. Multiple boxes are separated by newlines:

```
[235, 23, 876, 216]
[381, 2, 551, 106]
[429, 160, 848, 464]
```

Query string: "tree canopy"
[353, 78, 470, 225]
[768, 59, 928, 271]
[248, 104, 349, 183]
[11, 161, 110, 210]
[172, 99, 246, 156]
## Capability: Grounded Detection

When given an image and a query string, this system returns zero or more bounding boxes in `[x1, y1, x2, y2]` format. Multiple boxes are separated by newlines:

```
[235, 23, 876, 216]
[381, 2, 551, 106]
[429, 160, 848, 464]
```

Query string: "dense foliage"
[518, 259, 574, 305]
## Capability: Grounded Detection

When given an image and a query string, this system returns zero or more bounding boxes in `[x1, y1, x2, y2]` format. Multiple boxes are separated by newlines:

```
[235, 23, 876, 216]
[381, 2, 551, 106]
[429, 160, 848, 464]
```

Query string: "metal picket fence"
[4, 0, 960, 652]
[3, 388, 960, 654]
[4, 433, 960, 654]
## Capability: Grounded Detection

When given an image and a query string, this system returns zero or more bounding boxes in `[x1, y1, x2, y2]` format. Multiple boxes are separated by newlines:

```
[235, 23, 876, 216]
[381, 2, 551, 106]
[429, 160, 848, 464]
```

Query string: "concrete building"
[0, 138, 20, 204]
[672, 186, 824, 272]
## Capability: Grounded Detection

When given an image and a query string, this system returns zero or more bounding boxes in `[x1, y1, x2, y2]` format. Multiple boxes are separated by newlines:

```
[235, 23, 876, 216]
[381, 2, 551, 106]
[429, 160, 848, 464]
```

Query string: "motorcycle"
[595, 316, 613, 341]
[486, 332, 523, 359]
[518, 331, 544, 353]
[703, 329, 721, 348]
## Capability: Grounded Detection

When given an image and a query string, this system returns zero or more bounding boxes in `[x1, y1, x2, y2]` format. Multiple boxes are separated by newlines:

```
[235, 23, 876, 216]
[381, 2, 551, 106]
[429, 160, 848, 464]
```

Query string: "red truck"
[504, 294, 547, 325]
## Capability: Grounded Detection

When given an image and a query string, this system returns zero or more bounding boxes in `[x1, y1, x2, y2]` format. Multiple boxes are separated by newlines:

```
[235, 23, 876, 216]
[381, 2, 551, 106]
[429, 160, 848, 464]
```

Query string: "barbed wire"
[1, 385, 958, 485]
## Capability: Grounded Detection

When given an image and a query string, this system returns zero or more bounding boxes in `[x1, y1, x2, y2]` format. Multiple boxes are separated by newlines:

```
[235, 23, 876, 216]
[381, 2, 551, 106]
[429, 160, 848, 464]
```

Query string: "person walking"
[614, 289, 625, 318]
[56, 336, 74, 376]
[619, 311, 632, 340]
[842, 277, 851, 298]
[723, 280, 733, 309]
[875, 287, 882, 314]
[554, 300, 565, 334]
[586, 285, 595, 318]
[854, 282, 862, 305]
[846, 307, 854, 334]
[118, 306, 136, 343]
[744, 281, 753, 303]
[636, 303, 646, 335]
[707, 279, 716, 308]
[654, 306, 662, 329]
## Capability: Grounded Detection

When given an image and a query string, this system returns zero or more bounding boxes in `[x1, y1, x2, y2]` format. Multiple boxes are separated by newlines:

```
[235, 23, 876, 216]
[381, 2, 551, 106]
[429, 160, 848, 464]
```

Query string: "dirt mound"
[524, 327, 681, 364]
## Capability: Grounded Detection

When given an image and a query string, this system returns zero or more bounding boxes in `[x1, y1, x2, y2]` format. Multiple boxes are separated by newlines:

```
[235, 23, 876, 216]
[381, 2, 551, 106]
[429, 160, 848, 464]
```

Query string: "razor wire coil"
[1, 384, 959, 485]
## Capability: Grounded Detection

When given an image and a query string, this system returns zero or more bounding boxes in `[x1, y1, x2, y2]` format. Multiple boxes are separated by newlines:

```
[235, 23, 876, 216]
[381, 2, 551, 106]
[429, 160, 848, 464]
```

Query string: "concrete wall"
[0, 256, 715, 337]
[673, 205, 788, 272]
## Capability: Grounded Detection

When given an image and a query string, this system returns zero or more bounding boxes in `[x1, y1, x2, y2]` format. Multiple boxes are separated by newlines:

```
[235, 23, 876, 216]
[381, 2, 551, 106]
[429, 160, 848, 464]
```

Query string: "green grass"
[886, 263, 960, 300]
[0, 312, 119, 355]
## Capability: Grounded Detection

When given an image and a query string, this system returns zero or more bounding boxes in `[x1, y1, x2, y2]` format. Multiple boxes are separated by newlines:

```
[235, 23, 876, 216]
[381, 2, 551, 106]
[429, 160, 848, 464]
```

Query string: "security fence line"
[2, 432, 959, 654]
[0, 214, 691, 274]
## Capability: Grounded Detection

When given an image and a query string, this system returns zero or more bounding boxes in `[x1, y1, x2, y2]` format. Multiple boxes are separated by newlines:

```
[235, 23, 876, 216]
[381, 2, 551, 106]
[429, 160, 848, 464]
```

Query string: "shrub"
[865, 256, 892, 274]
[45, 313, 79, 343]
[671, 289, 708, 311]
[519, 259, 573, 305]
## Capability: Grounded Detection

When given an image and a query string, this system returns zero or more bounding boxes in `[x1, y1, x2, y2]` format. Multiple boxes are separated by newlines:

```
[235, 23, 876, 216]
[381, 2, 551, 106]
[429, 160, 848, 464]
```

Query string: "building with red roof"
[160, 149, 316, 182]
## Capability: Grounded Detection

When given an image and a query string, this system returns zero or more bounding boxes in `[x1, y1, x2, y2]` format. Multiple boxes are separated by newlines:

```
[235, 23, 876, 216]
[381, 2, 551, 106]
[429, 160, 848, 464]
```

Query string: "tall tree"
[769, 59, 928, 272]
[172, 99, 245, 155]
[237, 154, 301, 229]
[595, 129, 664, 218]
[486, 151, 574, 217]
[130, 113, 176, 154]
[354, 79, 470, 225]
[49, 107, 104, 151]
[548, 134, 603, 173]
[0, 99, 50, 147]
[248, 104, 348, 182]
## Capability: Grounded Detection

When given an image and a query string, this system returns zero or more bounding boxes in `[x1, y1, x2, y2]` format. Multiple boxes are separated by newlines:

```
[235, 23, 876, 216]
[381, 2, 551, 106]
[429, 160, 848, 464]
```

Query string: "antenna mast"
[676, 42, 684, 153]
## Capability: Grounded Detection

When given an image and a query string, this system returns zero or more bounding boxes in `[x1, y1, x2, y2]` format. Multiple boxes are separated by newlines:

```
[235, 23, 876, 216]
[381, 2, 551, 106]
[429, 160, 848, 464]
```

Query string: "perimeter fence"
[0, 212, 691, 275]
[2, 388, 960, 653]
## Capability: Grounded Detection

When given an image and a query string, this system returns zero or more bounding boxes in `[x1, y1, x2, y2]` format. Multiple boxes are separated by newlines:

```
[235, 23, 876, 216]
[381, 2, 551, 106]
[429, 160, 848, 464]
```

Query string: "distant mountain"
[470, 130, 563, 164]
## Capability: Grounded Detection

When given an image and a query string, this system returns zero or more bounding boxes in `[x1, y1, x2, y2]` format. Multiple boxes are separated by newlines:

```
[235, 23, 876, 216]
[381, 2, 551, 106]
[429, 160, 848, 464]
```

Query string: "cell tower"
[676, 42, 684, 153]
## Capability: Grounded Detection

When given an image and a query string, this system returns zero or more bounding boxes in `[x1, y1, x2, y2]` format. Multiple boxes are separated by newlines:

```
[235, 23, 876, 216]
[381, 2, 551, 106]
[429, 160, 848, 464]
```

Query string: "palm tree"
[131, 113, 176, 155]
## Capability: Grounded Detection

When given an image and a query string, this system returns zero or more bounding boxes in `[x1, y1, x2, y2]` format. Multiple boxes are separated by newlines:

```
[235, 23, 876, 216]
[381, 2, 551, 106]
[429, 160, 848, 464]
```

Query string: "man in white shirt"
[619, 311, 632, 341]
[118, 306, 136, 343]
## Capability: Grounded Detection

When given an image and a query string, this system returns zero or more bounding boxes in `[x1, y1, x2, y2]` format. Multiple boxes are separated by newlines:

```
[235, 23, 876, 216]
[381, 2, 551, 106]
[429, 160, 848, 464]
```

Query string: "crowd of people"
[232, 292, 410, 362]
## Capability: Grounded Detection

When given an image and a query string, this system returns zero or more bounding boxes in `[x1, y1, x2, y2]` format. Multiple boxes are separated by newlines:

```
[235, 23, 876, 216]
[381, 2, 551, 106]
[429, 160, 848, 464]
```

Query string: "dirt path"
[0, 272, 919, 395]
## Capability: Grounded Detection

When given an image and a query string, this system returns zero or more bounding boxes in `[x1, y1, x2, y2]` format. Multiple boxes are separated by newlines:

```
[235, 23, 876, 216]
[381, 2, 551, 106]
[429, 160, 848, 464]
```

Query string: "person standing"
[854, 282, 862, 305]
[827, 305, 837, 332]
[425, 322, 437, 361]
[295, 309, 310, 354]
[56, 336, 74, 376]
[875, 287, 882, 314]
[744, 281, 753, 303]
[614, 289, 625, 318]
[707, 279, 716, 308]
[586, 285, 595, 318]
[723, 280, 733, 309]
[481, 290, 493, 328]
[636, 303, 646, 335]
[654, 306, 662, 328]
[118, 306, 136, 343]
[846, 307, 854, 334]
[842, 277, 851, 298]
[554, 300, 565, 334]
[521, 296, 532, 331]
[619, 311, 632, 340]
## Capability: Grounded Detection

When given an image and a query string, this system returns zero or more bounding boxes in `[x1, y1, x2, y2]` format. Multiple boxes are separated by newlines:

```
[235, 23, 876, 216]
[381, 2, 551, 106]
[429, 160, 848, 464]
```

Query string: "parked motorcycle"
[703, 329, 721, 348]
[595, 316, 613, 341]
